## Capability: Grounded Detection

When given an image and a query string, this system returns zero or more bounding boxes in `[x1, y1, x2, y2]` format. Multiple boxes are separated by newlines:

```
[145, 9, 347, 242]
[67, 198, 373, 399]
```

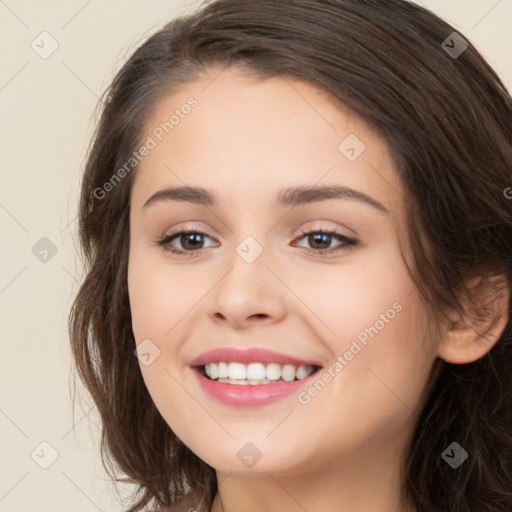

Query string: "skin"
[127, 66, 509, 512]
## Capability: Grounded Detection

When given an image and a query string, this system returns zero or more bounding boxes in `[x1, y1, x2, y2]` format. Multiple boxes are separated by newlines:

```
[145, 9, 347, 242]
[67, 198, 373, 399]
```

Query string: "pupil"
[183, 233, 203, 249]
[310, 233, 330, 249]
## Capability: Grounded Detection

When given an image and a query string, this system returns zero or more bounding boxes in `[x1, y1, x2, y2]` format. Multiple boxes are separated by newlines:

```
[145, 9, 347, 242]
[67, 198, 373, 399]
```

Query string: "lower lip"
[192, 367, 319, 407]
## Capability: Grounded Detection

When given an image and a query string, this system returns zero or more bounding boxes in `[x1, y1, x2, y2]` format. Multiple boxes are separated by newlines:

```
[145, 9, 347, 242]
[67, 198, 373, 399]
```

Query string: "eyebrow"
[142, 185, 390, 214]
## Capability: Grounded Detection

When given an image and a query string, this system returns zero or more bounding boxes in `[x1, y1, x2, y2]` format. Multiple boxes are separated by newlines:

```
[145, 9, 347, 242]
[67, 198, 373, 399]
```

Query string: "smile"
[190, 347, 323, 406]
[202, 362, 316, 384]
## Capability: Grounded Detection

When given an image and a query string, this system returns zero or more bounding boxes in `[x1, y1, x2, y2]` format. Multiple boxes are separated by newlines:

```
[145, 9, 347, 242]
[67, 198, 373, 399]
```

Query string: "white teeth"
[281, 364, 296, 382]
[218, 378, 273, 385]
[247, 362, 266, 380]
[266, 363, 281, 381]
[296, 365, 311, 380]
[228, 362, 247, 380]
[218, 362, 229, 379]
[226, 378, 249, 385]
[203, 362, 315, 383]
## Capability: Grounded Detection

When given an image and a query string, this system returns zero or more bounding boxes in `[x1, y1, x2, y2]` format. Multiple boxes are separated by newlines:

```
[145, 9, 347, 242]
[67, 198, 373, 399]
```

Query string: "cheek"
[127, 250, 201, 433]
[303, 246, 435, 417]
[291, 291, 434, 466]
[323, 289, 434, 430]
[297, 243, 416, 349]
[127, 249, 199, 343]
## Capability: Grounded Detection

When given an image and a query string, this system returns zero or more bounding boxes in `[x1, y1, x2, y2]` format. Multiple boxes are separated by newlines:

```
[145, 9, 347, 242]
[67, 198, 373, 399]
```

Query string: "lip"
[189, 347, 321, 367]
[192, 367, 320, 407]
[189, 347, 322, 407]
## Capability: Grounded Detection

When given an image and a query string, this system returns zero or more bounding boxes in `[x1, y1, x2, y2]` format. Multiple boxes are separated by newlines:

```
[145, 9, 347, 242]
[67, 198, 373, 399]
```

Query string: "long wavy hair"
[68, 0, 512, 510]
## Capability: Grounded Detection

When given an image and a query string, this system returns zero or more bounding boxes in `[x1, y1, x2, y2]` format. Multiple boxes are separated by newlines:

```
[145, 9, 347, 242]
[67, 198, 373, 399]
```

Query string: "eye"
[292, 228, 357, 256]
[154, 227, 358, 257]
[156, 228, 217, 255]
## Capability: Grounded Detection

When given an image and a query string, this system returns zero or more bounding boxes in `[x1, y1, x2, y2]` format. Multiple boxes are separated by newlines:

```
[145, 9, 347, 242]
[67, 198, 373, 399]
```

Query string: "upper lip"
[189, 347, 322, 368]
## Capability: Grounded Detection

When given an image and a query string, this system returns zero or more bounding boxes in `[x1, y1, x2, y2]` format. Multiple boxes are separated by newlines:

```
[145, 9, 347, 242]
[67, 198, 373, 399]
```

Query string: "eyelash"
[155, 227, 358, 257]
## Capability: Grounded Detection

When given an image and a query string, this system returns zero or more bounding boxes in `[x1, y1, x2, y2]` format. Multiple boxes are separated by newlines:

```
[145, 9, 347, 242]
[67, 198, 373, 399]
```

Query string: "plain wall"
[1, 1, 511, 510]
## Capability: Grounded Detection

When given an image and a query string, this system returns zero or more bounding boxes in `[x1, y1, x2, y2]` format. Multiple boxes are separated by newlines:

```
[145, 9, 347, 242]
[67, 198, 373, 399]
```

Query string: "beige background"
[0, 1, 511, 510]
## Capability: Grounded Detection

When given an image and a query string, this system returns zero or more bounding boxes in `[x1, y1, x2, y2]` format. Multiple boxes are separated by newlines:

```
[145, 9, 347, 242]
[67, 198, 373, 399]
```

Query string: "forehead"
[130, 67, 405, 219]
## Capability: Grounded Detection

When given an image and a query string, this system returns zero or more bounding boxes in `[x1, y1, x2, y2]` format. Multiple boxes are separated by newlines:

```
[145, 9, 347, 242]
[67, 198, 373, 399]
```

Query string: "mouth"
[197, 361, 322, 385]
[189, 347, 324, 406]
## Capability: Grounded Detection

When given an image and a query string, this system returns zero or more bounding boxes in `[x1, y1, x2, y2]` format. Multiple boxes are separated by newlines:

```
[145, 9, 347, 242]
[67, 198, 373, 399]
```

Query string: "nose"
[209, 244, 287, 330]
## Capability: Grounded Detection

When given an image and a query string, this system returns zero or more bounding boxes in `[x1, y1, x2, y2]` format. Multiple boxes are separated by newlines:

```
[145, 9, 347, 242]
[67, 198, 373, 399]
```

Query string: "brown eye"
[292, 229, 357, 255]
[157, 229, 217, 254]
[155, 227, 358, 257]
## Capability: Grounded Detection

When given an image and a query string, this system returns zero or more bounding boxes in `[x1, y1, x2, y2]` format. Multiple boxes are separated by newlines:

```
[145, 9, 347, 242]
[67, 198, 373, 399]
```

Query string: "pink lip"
[189, 347, 322, 407]
[189, 347, 321, 367]
[192, 367, 320, 407]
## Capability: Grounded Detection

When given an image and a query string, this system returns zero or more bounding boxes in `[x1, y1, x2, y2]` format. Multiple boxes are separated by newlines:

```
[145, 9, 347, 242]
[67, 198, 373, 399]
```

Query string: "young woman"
[69, 1, 512, 511]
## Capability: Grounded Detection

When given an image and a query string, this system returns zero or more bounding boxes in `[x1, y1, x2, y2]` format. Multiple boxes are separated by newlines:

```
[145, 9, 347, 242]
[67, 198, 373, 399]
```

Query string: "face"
[127, 66, 438, 477]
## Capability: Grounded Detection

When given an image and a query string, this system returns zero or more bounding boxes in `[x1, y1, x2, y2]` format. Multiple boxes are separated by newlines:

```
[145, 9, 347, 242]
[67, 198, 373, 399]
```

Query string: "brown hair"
[69, 1, 512, 510]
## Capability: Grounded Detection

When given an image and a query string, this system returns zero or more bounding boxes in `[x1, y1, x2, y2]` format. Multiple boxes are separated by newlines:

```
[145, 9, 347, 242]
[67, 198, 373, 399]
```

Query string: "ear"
[437, 274, 510, 364]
